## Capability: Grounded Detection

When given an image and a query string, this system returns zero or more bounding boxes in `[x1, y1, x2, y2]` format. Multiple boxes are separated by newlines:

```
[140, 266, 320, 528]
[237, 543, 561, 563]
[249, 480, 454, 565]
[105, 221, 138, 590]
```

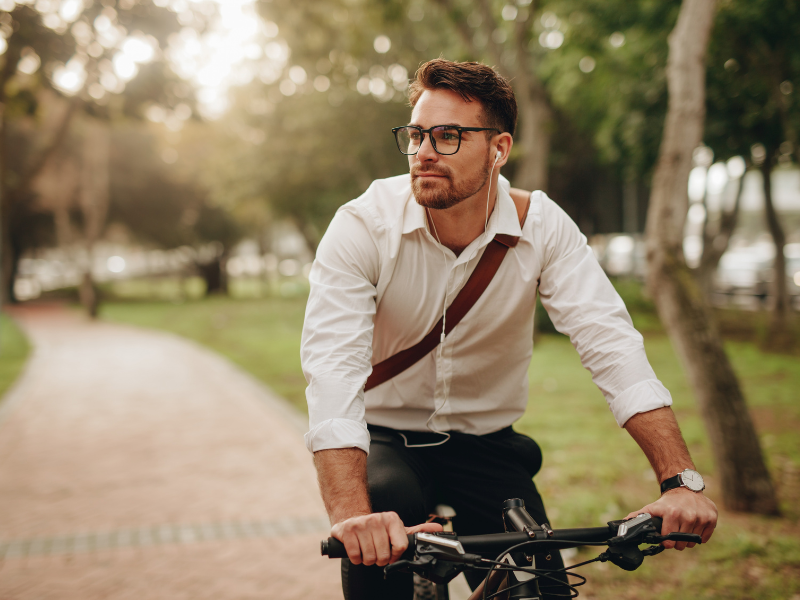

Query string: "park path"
[0, 304, 341, 600]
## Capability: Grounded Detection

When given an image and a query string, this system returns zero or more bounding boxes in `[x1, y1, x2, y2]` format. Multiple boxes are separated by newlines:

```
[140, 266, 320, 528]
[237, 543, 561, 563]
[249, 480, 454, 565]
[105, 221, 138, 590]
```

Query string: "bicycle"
[321, 498, 702, 600]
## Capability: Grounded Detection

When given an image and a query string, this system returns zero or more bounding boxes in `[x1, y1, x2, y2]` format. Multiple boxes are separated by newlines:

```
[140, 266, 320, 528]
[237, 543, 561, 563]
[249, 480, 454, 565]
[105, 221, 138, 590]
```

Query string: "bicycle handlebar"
[320, 519, 660, 560]
[321, 534, 415, 560]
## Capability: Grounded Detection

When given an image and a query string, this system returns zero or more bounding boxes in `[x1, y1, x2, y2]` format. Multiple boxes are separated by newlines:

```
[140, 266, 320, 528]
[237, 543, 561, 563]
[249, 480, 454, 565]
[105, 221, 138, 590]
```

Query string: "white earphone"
[496, 150, 502, 160]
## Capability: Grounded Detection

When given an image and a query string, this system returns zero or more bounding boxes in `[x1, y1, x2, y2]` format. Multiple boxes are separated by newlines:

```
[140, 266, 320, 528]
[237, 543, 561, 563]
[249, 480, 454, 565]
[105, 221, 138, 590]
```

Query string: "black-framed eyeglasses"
[391, 125, 500, 156]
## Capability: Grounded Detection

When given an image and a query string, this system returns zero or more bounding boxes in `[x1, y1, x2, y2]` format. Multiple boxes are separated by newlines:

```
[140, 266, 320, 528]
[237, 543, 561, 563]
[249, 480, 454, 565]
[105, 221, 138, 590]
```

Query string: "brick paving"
[0, 305, 341, 599]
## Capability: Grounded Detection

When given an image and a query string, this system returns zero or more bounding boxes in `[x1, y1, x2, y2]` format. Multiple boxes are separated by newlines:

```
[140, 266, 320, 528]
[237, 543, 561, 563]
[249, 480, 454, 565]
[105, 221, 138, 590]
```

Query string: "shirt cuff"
[609, 379, 673, 427]
[304, 418, 372, 454]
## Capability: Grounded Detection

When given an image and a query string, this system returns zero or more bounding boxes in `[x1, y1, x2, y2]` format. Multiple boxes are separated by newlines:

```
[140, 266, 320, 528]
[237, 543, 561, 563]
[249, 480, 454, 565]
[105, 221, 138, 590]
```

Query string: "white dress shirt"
[301, 174, 672, 454]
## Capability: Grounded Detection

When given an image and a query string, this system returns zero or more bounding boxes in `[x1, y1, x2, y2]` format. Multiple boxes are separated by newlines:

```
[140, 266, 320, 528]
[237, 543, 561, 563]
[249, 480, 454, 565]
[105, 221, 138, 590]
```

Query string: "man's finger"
[656, 505, 680, 550]
[387, 516, 412, 563]
[406, 523, 444, 534]
[337, 529, 364, 565]
[671, 503, 698, 551]
[356, 526, 378, 566]
[371, 526, 393, 567]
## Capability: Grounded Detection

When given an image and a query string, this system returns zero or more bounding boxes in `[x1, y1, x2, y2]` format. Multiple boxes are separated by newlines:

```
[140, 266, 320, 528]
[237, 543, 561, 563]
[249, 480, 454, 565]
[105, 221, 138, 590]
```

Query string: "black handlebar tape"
[321, 534, 416, 559]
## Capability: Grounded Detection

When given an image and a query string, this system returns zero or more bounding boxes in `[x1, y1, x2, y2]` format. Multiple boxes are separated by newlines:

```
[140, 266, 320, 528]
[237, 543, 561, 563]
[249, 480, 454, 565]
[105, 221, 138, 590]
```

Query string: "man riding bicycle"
[301, 59, 717, 599]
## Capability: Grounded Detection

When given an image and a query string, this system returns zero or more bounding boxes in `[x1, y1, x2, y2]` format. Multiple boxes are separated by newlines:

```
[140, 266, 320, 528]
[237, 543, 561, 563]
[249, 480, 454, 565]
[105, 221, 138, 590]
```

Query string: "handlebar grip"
[321, 534, 417, 559]
[321, 537, 347, 558]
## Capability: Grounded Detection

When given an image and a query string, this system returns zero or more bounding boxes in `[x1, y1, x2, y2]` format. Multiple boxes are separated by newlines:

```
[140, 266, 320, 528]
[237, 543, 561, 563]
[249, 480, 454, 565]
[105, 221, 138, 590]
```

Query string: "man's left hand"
[626, 488, 717, 550]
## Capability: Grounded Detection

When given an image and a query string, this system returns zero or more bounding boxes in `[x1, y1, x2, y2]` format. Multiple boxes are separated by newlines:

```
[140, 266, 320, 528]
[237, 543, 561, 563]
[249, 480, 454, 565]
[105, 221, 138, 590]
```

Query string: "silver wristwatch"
[660, 468, 705, 494]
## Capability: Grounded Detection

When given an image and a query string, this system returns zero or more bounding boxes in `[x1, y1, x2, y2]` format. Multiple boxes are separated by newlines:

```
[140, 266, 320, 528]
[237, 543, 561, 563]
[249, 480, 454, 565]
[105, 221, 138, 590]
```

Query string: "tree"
[257, 0, 590, 198]
[704, 0, 800, 348]
[0, 4, 78, 303]
[1, 0, 196, 303]
[645, 0, 778, 514]
[107, 124, 242, 294]
[199, 84, 409, 252]
[694, 154, 746, 300]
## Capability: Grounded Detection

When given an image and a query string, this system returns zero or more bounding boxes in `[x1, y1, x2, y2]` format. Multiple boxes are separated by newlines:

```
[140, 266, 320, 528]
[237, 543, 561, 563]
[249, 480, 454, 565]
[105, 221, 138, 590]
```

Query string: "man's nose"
[416, 133, 438, 161]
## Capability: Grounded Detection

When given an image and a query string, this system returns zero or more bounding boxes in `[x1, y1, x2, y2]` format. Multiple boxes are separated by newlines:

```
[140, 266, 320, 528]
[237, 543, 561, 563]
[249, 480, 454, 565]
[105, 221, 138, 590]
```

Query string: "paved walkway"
[0, 305, 341, 599]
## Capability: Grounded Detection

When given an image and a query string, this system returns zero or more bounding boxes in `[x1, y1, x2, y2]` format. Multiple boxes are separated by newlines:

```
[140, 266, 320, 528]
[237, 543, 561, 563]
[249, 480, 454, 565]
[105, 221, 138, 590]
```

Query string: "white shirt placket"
[429, 236, 484, 431]
[431, 263, 459, 431]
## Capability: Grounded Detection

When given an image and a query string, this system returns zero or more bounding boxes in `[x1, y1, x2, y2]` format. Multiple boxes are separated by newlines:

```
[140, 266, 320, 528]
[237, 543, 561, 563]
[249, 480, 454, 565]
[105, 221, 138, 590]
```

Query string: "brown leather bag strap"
[364, 194, 531, 392]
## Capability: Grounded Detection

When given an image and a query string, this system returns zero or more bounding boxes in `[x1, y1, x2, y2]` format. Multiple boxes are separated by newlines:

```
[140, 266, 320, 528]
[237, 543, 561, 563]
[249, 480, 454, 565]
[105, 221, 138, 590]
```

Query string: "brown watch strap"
[364, 195, 531, 392]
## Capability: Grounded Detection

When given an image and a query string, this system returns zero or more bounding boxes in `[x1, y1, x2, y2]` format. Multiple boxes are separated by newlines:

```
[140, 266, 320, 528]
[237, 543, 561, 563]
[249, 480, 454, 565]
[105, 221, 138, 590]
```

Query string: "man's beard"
[410, 157, 492, 210]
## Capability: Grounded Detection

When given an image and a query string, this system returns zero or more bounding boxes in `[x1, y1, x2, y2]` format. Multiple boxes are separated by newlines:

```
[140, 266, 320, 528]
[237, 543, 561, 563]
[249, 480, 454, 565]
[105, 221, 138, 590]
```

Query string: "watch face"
[680, 469, 705, 492]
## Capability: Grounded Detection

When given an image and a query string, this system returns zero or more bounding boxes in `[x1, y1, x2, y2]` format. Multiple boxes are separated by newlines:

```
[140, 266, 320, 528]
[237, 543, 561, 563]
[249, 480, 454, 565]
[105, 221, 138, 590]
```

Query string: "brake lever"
[645, 532, 702, 544]
[384, 554, 435, 578]
[641, 544, 666, 557]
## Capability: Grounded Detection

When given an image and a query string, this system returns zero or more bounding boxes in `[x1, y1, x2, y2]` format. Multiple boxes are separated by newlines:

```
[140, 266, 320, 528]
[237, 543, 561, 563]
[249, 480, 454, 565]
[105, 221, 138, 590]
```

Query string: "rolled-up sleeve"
[536, 196, 672, 426]
[301, 204, 380, 454]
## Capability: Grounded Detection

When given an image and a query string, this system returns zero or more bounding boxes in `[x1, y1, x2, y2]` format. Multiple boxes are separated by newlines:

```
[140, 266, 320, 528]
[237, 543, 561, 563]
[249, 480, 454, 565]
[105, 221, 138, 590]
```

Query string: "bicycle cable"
[479, 538, 606, 600]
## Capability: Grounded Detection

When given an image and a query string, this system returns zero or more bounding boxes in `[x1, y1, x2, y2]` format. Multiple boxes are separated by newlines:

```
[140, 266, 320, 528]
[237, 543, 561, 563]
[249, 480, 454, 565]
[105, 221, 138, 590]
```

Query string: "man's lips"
[412, 167, 450, 179]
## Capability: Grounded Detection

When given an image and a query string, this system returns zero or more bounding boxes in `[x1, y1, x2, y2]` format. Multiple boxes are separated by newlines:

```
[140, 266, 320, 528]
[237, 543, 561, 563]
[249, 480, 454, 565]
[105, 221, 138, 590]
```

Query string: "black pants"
[341, 424, 569, 599]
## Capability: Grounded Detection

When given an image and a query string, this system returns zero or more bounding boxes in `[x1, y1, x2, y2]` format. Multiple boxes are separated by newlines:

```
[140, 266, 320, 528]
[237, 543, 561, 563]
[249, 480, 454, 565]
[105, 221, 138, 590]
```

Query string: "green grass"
[520, 332, 800, 600]
[0, 313, 31, 401]
[101, 286, 800, 599]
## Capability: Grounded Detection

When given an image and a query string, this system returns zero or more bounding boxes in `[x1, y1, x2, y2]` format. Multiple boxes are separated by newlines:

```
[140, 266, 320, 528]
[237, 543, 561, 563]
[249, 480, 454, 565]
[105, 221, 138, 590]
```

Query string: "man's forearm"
[313, 447, 372, 524]
[624, 407, 695, 483]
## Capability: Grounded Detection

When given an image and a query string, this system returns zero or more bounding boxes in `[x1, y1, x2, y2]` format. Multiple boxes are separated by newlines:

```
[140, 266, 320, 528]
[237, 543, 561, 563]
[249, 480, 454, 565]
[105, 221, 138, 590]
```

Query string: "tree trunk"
[696, 167, 744, 298]
[1, 105, 18, 304]
[509, 5, 551, 193]
[623, 170, 639, 234]
[760, 151, 793, 349]
[78, 118, 111, 319]
[645, 0, 778, 514]
[514, 84, 551, 193]
[197, 255, 228, 295]
[1, 96, 78, 303]
[79, 272, 99, 318]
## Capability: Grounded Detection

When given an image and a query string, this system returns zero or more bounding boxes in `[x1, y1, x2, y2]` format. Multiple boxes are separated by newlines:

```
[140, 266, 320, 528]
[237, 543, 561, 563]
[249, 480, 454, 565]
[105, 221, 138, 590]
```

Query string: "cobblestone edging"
[0, 516, 331, 559]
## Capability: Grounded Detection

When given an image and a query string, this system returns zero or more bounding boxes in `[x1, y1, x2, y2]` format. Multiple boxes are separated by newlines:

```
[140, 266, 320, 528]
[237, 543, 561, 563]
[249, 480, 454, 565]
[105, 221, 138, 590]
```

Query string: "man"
[302, 59, 717, 599]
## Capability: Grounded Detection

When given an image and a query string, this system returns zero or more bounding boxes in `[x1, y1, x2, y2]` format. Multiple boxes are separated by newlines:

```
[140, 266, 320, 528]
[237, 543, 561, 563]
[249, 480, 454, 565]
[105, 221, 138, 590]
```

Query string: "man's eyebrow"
[406, 122, 463, 128]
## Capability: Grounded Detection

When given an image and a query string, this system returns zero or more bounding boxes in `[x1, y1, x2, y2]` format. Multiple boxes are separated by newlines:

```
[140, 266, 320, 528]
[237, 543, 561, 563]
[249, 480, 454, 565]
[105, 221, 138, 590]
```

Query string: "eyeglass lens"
[396, 126, 461, 155]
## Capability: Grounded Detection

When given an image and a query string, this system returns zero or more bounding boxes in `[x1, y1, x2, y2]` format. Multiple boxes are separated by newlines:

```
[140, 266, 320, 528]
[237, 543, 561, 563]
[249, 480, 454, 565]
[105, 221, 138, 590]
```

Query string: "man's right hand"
[332, 512, 443, 567]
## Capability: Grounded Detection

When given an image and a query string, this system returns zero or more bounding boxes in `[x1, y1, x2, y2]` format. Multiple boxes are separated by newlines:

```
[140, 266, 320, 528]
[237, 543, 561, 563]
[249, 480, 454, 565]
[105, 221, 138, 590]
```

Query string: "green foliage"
[543, 0, 677, 177]
[108, 124, 242, 250]
[0, 313, 31, 401]
[705, 0, 800, 161]
[203, 88, 410, 247]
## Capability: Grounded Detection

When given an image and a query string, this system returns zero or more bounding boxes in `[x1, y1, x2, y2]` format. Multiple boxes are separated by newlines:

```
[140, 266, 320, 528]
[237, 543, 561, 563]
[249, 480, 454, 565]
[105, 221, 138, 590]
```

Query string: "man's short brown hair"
[408, 59, 517, 137]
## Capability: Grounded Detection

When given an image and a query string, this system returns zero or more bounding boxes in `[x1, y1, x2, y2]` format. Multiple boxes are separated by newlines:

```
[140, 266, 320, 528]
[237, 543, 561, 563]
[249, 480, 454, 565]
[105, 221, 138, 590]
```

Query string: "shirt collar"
[402, 174, 521, 238]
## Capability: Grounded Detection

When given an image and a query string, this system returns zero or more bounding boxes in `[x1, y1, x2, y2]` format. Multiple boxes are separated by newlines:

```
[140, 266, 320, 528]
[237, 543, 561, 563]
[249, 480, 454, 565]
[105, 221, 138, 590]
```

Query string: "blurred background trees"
[2, 0, 797, 304]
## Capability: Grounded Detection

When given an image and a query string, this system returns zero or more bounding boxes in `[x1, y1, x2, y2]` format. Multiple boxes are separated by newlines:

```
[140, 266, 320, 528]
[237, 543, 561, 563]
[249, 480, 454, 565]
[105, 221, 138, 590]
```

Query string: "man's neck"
[425, 176, 499, 256]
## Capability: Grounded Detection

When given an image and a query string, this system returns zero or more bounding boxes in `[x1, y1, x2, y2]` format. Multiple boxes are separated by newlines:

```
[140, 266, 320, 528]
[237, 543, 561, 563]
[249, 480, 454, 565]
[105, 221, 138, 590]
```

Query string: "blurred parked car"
[714, 242, 800, 305]
[713, 250, 772, 299]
